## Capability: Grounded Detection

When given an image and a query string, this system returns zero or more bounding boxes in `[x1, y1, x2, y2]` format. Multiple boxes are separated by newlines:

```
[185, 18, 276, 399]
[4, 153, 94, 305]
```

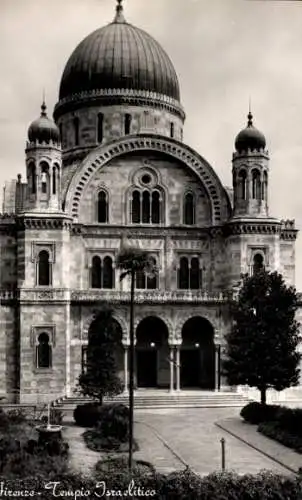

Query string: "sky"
[0, 0, 302, 287]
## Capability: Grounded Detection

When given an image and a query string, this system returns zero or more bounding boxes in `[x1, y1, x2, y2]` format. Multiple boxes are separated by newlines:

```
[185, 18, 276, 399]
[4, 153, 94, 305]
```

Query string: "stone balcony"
[0, 288, 231, 304]
[70, 289, 228, 304]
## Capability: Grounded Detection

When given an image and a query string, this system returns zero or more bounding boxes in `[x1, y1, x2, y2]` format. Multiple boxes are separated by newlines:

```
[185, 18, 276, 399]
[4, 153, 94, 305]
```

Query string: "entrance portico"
[135, 316, 169, 388]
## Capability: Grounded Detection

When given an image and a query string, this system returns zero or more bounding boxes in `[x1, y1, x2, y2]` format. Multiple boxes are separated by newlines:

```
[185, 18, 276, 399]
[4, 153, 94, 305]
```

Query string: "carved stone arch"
[82, 310, 128, 343]
[175, 312, 217, 341]
[134, 313, 175, 344]
[64, 135, 230, 224]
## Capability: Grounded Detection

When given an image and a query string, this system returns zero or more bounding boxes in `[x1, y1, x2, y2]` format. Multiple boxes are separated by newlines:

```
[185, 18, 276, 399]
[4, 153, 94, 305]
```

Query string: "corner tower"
[25, 102, 62, 212]
[232, 111, 269, 218]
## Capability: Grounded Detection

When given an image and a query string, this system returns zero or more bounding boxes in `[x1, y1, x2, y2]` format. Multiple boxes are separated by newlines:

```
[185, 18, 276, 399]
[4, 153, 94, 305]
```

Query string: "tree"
[117, 245, 156, 471]
[223, 270, 301, 405]
[78, 308, 123, 404]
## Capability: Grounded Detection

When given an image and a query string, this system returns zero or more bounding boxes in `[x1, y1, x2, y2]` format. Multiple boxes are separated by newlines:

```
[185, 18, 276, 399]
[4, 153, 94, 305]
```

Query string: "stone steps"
[54, 392, 251, 411]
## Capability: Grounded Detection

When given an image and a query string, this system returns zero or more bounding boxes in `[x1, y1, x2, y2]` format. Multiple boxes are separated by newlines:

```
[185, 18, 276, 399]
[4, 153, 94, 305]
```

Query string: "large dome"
[59, 3, 180, 103]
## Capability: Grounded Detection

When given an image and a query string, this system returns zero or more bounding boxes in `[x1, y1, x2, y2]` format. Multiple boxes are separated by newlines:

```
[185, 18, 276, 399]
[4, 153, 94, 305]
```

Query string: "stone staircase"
[53, 390, 251, 412]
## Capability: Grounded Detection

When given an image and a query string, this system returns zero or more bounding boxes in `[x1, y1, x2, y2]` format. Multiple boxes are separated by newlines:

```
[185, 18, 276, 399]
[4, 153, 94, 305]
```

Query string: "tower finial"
[113, 0, 126, 23]
[247, 97, 253, 127]
[41, 89, 47, 117]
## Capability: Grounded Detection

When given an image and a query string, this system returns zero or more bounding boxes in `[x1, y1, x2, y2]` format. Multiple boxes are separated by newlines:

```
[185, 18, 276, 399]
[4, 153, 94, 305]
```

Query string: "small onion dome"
[235, 112, 266, 153]
[28, 102, 60, 144]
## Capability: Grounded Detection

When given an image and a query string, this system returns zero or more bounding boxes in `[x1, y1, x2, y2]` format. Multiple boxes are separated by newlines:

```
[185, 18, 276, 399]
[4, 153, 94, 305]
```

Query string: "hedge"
[1, 470, 301, 499]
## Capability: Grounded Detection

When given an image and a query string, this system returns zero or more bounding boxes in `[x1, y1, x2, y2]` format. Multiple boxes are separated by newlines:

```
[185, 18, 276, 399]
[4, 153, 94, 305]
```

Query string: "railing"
[70, 289, 229, 303]
[0, 288, 238, 303]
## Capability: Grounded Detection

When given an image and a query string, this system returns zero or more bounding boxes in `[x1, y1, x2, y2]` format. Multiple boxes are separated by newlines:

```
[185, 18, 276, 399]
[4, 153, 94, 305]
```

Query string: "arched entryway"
[181, 317, 215, 389]
[136, 317, 169, 388]
[84, 313, 124, 382]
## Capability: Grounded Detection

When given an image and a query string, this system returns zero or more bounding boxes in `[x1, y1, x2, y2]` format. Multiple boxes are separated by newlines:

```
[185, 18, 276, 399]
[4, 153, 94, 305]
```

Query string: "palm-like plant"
[117, 245, 157, 470]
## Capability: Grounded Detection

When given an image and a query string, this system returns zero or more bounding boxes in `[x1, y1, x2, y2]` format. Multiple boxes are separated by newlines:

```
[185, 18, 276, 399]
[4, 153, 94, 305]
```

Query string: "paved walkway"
[63, 408, 298, 477]
[216, 417, 302, 474]
[62, 421, 183, 476]
[135, 408, 295, 476]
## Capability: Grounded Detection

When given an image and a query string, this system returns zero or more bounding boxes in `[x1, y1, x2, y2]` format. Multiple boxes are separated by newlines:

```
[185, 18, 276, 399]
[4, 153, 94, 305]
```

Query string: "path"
[63, 408, 296, 477]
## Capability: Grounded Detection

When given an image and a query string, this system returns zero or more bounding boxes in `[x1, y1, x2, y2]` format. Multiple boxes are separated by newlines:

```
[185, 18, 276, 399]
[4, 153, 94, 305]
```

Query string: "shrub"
[6, 408, 27, 425]
[97, 403, 129, 441]
[1, 450, 69, 479]
[240, 402, 280, 424]
[95, 456, 155, 475]
[73, 402, 103, 427]
[258, 421, 302, 453]
[275, 407, 302, 436]
[84, 429, 139, 452]
[0, 409, 9, 428]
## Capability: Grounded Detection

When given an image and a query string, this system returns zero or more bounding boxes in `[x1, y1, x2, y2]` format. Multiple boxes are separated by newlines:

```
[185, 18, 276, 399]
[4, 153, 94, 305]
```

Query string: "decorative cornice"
[65, 134, 229, 225]
[225, 220, 281, 236]
[71, 223, 215, 238]
[25, 141, 61, 153]
[232, 149, 269, 161]
[16, 215, 72, 231]
[54, 88, 185, 122]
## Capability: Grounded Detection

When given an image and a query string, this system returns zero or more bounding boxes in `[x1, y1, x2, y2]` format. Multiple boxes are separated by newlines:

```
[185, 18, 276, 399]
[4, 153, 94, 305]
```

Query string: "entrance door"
[136, 350, 157, 387]
[180, 349, 200, 388]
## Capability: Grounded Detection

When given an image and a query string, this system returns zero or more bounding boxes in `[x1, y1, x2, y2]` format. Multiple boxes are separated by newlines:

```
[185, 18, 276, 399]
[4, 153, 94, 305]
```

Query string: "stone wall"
[19, 303, 68, 404]
[58, 104, 184, 154]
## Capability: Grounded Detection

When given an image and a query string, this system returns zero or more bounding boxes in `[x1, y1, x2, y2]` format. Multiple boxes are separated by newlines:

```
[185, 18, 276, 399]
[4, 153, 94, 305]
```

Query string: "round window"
[141, 174, 151, 185]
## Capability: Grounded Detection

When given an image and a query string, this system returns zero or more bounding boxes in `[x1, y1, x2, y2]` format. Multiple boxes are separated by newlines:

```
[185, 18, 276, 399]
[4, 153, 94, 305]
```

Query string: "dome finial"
[247, 96, 253, 127]
[41, 89, 47, 117]
[114, 0, 126, 23]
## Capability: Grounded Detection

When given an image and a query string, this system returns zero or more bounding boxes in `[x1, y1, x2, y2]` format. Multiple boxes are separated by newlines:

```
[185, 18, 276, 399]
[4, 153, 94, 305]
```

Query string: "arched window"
[132, 190, 141, 223]
[238, 170, 247, 200]
[252, 169, 261, 200]
[97, 113, 104, 143]
[28, 162, 36, 194]
[97, 190, 108, 223]
[142, 191, 150, 223]
[136, 270, 146, 289]
[125, 114, 132, 135]
[36, 333, 52, 369]
[147, 257, 157, 289]
[73, 117, 79, 146]
[190, 257, 200, 289]
[40, 162, 49, 195]
[253, 253, 264, 275]
[178, 257, 189, 289]
[38, 250, 50, 286]
[151, 191, 160, 223]
[170, 122, 174, 138]
[103, 256, 114, 289]
[91, 256, 102, 289]
[131, 189, 163, 224]
[135, 257, 157, 289]
[52, 166, 57, 195]
[183, 192, 195, 225]
[262, 171, 268, 200]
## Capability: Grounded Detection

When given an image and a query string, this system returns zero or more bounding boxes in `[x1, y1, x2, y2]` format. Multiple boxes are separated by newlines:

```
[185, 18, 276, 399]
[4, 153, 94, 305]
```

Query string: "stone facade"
[0, 5, 300, 403]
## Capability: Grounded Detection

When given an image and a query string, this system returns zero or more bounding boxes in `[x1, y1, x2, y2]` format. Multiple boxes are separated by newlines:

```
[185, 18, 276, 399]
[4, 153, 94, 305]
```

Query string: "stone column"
[176, 346, 181, 392]
[169, 347, 175, 392]
[65, 295, 71, 397]
[214, 344, 220, 392]
[123, 346, 128, 394]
